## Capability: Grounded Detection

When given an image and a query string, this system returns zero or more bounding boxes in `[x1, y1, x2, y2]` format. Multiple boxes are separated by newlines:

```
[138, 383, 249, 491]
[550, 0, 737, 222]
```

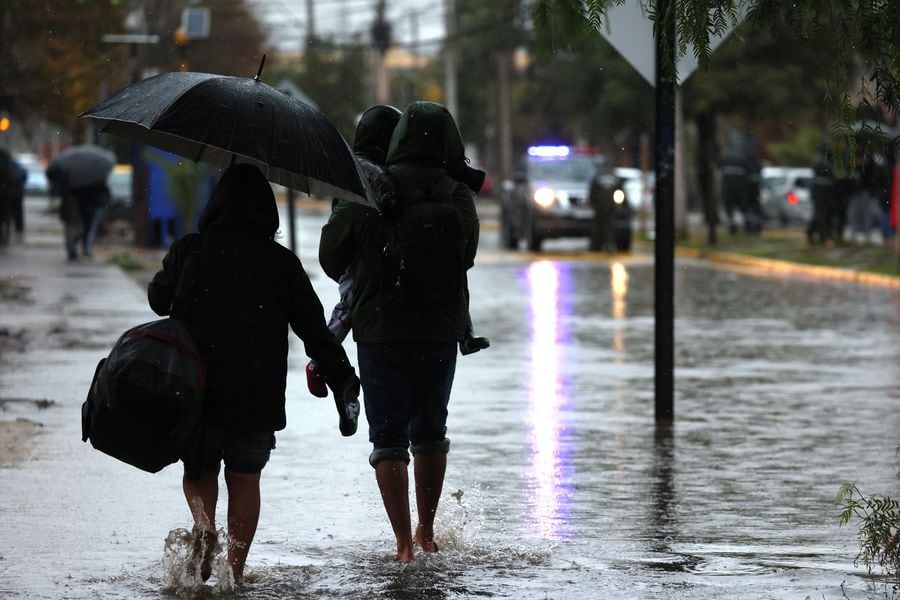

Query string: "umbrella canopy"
[47, 144, 116, 190]
[80, 71, 371, 205]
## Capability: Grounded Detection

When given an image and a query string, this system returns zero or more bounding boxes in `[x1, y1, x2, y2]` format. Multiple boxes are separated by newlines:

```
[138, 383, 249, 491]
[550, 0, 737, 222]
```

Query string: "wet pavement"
[1, 196, 898, 599]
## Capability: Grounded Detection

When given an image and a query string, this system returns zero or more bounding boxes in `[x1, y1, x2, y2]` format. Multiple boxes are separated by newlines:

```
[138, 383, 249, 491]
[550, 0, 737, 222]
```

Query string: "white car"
[759, 166, 813, 225]
[614, 167, 654, 212]
[14, 153, 49, 195]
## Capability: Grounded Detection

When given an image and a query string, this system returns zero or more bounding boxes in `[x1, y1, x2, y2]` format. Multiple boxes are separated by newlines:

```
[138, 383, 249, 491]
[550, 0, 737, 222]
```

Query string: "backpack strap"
[170, 234, 203, 319]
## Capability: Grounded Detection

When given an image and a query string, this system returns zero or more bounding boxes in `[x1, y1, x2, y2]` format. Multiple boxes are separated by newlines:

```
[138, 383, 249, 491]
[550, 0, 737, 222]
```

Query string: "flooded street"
[1, 200, 898, 599]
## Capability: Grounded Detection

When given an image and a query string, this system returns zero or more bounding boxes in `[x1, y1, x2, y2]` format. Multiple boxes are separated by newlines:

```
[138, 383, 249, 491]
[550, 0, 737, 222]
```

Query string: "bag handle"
[170, 235, 203, 319]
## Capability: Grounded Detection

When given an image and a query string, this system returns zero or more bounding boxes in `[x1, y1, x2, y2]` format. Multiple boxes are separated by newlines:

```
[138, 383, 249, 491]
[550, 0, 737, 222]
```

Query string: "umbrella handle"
[254, 54, 267, 81]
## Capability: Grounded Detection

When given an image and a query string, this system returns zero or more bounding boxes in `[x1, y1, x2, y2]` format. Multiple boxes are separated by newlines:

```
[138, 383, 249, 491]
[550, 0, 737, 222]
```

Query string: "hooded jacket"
[149, 164, 354, 431]
[319, 102, 479, 343]
[353, 105, 402, 214]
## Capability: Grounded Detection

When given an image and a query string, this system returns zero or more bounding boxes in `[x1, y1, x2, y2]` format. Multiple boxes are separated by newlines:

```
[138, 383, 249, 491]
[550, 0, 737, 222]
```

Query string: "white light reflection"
[610, 261, 630, 360]
[525, 261, 574, 540]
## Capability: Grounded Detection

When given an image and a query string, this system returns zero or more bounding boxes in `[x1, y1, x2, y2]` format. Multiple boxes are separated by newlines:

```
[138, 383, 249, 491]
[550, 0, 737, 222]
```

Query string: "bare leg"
[413, 452, 446, 553]
[375, 459, 415, 562]
[224, 469, 261, 585]
[183, 469, 218, 531]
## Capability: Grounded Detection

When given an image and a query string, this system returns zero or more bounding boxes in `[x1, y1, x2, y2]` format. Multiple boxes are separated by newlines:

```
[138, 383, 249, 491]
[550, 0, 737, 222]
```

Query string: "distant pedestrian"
[9, 156, 26, 243]
[0, 149, 14, 244]
[719, 147, 748, 234]
[319, 101, 480, 562]
[808, 147, 835, 244]
[148, 164, 360, 585]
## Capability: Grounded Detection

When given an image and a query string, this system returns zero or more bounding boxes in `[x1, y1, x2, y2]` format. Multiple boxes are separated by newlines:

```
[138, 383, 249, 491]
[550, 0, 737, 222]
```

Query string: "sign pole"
[654, 0, 676, 420]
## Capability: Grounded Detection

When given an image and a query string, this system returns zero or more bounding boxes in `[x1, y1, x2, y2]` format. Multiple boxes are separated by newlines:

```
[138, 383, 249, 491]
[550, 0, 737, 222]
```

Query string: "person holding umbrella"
[46, 144, 115, 261]
[148, 164, 360, 585]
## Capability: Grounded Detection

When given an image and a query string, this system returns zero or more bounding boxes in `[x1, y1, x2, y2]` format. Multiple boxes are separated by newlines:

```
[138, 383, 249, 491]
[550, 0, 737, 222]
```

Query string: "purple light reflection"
[525, 261, 575, 540]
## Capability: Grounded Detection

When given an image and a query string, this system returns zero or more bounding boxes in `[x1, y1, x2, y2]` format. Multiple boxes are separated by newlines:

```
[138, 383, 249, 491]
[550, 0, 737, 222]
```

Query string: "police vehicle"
[500, 145, 630, 251]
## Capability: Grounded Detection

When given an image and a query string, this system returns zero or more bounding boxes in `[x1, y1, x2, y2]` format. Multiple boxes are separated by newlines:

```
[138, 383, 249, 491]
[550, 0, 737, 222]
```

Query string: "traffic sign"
[598, 2, 739, 85]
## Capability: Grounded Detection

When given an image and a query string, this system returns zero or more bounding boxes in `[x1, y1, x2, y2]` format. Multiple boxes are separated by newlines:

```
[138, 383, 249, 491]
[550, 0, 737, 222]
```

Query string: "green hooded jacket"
[318, 101, 479, 343]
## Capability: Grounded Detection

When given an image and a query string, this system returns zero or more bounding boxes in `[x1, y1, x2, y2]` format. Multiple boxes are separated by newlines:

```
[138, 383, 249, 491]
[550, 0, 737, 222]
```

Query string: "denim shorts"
[183, 426, 276, 477]
[357, 342, 457, 467]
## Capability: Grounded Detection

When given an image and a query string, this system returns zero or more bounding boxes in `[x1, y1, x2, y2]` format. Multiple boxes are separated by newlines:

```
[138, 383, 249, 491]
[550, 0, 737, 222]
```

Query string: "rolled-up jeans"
[357, 341, 456, 467]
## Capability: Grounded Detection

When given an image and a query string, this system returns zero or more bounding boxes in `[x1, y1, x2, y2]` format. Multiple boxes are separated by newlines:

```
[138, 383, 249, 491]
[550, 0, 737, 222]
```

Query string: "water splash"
[161, 527, 233, 596]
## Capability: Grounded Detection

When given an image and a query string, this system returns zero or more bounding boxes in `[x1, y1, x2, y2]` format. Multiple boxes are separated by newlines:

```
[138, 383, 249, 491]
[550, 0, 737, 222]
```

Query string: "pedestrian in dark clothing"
[0, 149, 17, 244]
[306, 104, 404, 396]
[719, 148, 748, 234]
[319, 101, 479, 562]
[9, 157, 26, 242]
[308, 103, 487, 401]
[148, 164, 360, 585]
[808, 148, 835, 244]
[72, 182, 109, 257]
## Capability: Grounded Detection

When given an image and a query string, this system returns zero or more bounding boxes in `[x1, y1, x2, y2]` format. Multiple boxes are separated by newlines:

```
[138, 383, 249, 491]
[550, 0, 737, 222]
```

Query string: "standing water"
[0, 202, 898, 598]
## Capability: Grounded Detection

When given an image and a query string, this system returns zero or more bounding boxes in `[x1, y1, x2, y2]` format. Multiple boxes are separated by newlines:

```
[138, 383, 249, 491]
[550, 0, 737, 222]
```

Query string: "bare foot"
[396, 543, 416, 562]
[415, 524, 439, 553]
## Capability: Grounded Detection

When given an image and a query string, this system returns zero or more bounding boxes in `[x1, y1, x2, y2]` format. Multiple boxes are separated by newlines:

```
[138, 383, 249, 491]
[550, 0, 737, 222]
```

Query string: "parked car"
[14, 153, 49, 195]
[759, 166, 813, 225]
[501, 145, 622, 251]
[106, 164, 132, 210]
[101, 164, 133, 238]
[613, 167, 655, 212]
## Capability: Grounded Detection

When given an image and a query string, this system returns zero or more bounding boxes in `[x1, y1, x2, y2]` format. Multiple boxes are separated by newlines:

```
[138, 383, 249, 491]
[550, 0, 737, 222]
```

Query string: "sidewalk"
[0, 196, 158, 466]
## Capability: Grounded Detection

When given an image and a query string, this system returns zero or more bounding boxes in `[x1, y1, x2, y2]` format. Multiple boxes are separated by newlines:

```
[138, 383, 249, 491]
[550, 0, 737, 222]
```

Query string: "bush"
[107, 252, 146, 272]
[836, 448, 900, 579]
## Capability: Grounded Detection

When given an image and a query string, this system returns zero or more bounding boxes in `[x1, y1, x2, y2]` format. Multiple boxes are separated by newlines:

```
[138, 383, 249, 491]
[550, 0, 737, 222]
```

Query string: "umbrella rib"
[194, 144, 206, 163]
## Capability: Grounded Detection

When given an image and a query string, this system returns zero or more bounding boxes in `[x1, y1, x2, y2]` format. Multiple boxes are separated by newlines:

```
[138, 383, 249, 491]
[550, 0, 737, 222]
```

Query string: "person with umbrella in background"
[148, 164, 360, 585]
[46, 144, 115, 261]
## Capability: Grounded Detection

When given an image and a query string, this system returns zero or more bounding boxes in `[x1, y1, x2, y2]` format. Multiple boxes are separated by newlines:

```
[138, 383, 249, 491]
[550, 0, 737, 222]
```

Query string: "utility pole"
[496, 51, 513, 184]
[372, 0, 391, 104]
[306, 0, 316, 49]
[443, 0, 458, 118]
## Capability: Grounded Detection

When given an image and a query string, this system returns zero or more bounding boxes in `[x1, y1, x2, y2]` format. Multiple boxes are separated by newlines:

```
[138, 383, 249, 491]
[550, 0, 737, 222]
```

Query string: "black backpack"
[81, 236, 204, 473]
[382, 174, 466, 313]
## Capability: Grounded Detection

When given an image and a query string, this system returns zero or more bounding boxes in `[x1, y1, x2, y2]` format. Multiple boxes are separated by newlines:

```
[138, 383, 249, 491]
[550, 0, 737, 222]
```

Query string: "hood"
[386, 101, 486, 193]
[353, 105, 402, 165]
[198, 164, 279, 238]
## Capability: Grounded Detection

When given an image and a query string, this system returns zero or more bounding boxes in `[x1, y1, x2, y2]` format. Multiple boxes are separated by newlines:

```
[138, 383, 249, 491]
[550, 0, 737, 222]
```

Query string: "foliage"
[147, 154, 206, 234]
[530, 0, 900, 161]
[0, 0, 268, 136]
[766, 126, 827, 167]
[107, 251, 147, 272]
[515, 27, 654, 153]
[837, 462, 900, 579]
[0, 1, 127, 130]
[166, 161, 206, 235]
[269, 36, 372, 143]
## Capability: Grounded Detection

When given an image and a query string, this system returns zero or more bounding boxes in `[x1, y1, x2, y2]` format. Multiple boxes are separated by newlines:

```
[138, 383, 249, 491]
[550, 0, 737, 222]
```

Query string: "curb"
[675, 246, 900, 289]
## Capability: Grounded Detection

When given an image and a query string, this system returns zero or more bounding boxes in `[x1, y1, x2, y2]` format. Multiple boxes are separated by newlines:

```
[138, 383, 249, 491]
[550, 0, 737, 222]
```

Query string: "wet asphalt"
[0, 195, 898, 599]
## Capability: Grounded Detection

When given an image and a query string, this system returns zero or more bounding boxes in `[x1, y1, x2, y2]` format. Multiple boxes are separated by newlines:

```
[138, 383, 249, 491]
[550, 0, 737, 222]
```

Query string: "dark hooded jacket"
[319, 101, 478, 343]
[149, 164, 354, 431]
[353, 105, 402, 213]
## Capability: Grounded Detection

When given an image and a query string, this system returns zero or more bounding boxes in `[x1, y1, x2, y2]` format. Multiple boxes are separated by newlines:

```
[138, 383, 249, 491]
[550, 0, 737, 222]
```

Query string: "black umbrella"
[80, 66, 371, 205]
[47, 144, 116, 190]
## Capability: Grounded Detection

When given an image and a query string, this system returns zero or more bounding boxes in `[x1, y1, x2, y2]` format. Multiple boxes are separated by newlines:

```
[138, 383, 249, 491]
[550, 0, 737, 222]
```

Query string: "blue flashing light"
[528, 145, 570, 158]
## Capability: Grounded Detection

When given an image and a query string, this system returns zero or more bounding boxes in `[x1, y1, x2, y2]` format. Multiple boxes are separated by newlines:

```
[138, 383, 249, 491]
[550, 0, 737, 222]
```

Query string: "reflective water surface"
[1, 205, 898, 599]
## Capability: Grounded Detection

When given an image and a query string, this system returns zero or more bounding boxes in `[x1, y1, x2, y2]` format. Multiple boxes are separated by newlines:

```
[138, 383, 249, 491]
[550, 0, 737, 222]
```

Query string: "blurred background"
[0, 0, 896, 255]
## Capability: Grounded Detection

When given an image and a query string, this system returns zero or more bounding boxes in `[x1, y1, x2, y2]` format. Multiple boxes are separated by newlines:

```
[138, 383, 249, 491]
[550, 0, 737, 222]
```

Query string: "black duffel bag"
[82, 237, 204, 473]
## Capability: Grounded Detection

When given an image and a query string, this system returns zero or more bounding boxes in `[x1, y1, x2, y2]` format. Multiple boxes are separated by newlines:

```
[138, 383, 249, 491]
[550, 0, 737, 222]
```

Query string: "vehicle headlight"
[533, 187, 556, 207]
[613, 189, 626, 204]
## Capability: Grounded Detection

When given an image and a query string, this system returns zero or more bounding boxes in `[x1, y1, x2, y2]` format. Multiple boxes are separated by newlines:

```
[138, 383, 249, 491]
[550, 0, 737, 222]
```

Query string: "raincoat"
[149, 165, 354, 431]
[318, 102, 479, 343]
